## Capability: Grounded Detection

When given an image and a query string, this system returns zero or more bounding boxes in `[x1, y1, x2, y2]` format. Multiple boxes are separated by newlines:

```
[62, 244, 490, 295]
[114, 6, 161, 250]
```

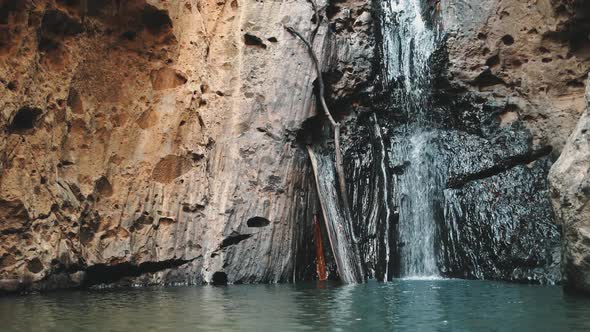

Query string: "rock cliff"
[0, 0, 374, 292]
[550, 77, 590, 293]
[439, 0, 590, 288]
[0, 0, 589, 293]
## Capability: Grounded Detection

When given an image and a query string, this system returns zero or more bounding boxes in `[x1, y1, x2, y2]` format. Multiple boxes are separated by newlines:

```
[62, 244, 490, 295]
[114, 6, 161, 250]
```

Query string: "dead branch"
[308, 0, 321, 43]
[285, 26, 336, 128]
[308, 147, 363, 283]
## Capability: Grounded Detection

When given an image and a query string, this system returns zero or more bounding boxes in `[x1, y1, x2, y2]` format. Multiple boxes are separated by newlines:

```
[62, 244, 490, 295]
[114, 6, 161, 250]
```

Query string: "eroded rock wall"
[550, 77, 590, 293]
[440, 0, 590, 154]
[343, 0, 588, 283]
[0, 0, 375, 292]
[437, 0, 590, 287]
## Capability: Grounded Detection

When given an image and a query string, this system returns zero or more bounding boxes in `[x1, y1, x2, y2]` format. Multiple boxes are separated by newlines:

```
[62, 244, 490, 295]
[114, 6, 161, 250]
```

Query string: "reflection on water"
[1, 280, 590, 331]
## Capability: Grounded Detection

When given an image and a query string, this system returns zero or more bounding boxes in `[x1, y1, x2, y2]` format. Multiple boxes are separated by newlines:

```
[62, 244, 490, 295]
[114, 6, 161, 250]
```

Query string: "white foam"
[399, 275, 448, 281]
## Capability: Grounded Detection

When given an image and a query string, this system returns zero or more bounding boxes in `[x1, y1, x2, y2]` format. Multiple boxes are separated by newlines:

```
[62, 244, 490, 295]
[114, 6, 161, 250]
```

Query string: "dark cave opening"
[220, 233, 253, 249]
[83, 259, 193, 287]
[211, 272, 228, 286]
[141, 6, 173, 34]
[8, 107, 42, 133]
[247, 217, 271, 228]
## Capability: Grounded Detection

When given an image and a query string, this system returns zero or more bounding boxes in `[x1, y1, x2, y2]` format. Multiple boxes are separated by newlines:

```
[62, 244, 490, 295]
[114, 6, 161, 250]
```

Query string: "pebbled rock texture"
[0, 0, 375, 292]
[440, 0, 590, 155]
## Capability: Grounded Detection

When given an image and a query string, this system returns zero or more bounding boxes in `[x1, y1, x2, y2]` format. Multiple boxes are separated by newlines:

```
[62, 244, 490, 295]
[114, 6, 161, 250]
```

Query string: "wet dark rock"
[345, 111, 561, 283]
[342, 0, 562, 283]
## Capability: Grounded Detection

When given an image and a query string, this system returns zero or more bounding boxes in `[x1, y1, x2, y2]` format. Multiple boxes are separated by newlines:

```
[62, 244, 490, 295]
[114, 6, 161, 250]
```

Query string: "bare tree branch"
[285, 26, 337, 128]
[308, 0, 321, 43]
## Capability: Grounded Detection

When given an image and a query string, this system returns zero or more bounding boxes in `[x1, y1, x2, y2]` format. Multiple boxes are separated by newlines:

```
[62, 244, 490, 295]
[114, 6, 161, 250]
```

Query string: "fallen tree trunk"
[308, 147, 364, 283]
[285, 2, 365, 283]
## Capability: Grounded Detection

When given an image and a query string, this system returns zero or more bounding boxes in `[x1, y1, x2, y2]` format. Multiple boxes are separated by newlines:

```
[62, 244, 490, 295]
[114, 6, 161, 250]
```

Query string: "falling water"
[382, 0, 437, 118]
[381, 0, 442, 277]
[394, 132, 446, 277]
[371, 114, 392, 280]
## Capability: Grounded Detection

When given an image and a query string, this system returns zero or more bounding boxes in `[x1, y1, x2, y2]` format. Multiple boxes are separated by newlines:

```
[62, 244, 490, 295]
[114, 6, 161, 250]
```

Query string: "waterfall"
[381, 0, 443, 278]
[394, 132, 445, 277]
[371, 114, 393, 280]
[336, 0, 562, 283]
[382, 0, 437, 120]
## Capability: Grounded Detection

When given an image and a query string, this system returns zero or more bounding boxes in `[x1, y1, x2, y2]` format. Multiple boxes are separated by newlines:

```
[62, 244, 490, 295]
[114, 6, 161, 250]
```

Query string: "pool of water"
[1, 279, 589, 331]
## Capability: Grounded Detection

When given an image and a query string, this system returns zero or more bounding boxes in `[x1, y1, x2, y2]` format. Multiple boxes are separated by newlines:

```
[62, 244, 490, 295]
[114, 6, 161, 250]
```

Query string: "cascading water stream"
[311, 0, 559, 284]
[394, 132, 445, 277]
[381, 0, 443, 278]
[371, 113, 392, 280]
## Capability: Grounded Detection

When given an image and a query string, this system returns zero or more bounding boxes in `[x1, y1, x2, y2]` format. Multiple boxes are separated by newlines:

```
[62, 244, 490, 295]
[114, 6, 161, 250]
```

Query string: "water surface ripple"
[2, 280, 589, 331]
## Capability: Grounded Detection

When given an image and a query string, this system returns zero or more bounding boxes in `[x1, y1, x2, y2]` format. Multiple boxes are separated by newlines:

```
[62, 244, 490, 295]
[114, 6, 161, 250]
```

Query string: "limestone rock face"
[0, 0, 374, 291]
[437, 0, 590, 287]
[549, 77, 590, 293]
[440, 0, 590, 155]
[1, 0, 588, 293]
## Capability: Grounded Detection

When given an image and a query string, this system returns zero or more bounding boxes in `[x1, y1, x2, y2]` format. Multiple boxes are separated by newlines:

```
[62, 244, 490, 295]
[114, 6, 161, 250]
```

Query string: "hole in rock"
[142, 6, 173, 34]
[295, 115, 324, 145]
[485, 54, 500, 67]
[220, 233, 253, 248]
[27, 258, 44, 274]
[41, 10, 83, 36]
[243, 33, 267, 49]
[6, 81, 17, 91]
[56, 0, 81, 8]
[501, 34, 514, 46]
[38, 9, 82, 52]
[472, 69, 505, 88]
[211, 272, 228, 286]
[0, 2, 21, 25]
[95, 176, 113, 197]
[38, 37, 60, 52]
[121, 31, 137, 40]
[83, 259, 192, 286]
[326, 4, 340, 19]
[267, 37, 278, 43]
[247, 216, 271, 228]
[566, 80, 585, 88]
[9, 107, 42, 133]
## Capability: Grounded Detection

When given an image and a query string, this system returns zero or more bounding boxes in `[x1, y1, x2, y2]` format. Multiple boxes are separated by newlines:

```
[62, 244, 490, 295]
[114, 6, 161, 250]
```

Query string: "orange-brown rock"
[0, 0, 375, 291]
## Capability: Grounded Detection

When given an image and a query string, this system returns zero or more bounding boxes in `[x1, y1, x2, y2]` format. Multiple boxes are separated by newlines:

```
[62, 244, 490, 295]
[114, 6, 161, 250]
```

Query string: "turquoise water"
[1, 279, 589, 331]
